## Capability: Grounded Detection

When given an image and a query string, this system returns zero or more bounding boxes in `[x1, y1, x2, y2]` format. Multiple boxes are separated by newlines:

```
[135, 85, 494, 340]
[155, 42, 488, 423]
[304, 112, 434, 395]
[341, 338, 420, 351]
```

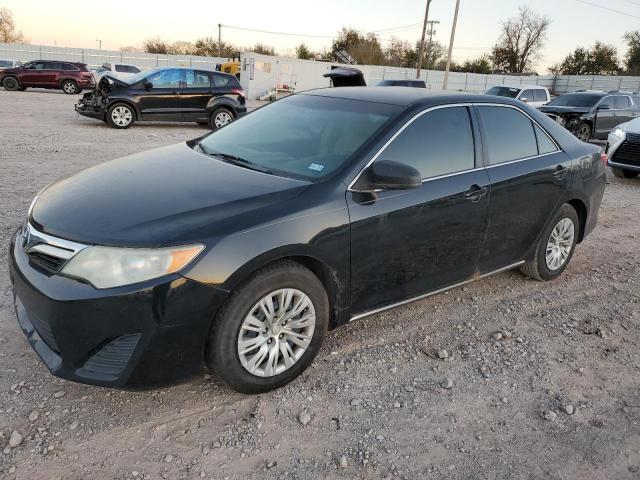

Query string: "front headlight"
[61, 244, 204, 289]
[611, 127, 626, 139]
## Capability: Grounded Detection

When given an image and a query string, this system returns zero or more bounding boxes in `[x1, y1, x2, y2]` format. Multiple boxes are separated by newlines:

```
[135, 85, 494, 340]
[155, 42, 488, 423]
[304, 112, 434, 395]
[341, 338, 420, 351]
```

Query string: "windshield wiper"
[197, 143, 273, 174]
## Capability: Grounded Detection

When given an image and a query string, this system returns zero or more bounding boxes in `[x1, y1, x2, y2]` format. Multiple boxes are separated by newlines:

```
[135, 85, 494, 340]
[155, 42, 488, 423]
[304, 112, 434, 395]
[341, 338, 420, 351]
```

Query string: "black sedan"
[76, 67, 247, 129]
[10, 88, 605, 393]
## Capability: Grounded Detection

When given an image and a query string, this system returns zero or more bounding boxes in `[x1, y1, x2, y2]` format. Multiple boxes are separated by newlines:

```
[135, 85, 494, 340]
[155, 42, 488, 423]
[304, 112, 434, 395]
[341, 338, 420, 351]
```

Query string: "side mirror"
[143, 81, 153, 91]
[370, 160, 422, 190]
[520, 97, 529, 103]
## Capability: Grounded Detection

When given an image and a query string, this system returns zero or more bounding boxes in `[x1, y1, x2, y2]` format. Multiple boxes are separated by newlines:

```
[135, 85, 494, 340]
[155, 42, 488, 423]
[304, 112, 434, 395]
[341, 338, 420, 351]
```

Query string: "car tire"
[611, 166, 639, 179]
[575, 122, 592, 142]
[205, 260, 329, 394]
[520, 204, 579, 282]
[106, 103, 135, 129]
[209, 107, 235, 130]
[2, 76, 20, 91]
[61, 80, 78, 95]
[18, 86, 27, 91]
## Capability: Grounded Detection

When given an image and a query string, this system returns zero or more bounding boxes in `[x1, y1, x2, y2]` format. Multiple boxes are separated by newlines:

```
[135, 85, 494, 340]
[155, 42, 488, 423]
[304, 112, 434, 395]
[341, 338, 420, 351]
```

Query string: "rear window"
[477, 106, 538, 165]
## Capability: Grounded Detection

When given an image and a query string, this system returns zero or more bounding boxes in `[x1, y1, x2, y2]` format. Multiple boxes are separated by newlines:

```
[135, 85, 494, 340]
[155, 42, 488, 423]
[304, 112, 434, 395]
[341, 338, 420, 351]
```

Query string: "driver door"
[348, 106, 490, 315]
[134, 69, 185, 121]
[594, 96, 616, 138]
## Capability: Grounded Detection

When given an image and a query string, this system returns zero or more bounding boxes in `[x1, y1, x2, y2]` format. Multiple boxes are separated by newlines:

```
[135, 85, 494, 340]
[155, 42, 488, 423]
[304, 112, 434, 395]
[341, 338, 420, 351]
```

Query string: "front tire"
[206, 261, 329, 394]
[2, 76, 20, 91]
[106, 103, 135, 129]
[575, 123, 592, 142]
[61, 80, 78, 94]
[520, 204, 579, 281]
[209, 107, 235, 130]
[611, 166, 639, 179]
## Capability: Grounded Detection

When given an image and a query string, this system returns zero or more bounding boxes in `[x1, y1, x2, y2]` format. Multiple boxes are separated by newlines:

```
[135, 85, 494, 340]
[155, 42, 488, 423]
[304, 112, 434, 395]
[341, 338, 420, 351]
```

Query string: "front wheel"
[2, 76, 20, 91]
[575, 123, 592, 142]
[206, 261, 329, 394]
[209, 107, 235, 130]
[106, 103, 135, 129]
[520, 204, 579, 281]
[611, 166, 639, 179]
[61, 80, 78, 94]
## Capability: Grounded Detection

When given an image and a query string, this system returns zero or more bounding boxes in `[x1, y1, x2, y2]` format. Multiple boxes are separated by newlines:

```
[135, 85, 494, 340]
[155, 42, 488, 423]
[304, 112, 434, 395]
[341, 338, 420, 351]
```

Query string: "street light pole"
[415, 0, 432, 79]
[96, 39, 102, 50]
[443, 0, 461, 90]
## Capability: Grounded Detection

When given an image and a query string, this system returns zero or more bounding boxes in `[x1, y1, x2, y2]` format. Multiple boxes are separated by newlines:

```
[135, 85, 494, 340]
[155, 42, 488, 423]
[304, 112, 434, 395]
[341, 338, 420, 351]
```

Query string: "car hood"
[96, 74, 130, 91]
[620, 117, 640, 134]
[538, 105, 591, 115]
[31, 142, 310, 247]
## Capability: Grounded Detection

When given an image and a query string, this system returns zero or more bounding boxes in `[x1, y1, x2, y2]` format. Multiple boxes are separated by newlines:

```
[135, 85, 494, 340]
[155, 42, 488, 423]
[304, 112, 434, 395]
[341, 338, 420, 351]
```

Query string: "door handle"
[553, 165, 569, 180]
[464, 185, 488, 202]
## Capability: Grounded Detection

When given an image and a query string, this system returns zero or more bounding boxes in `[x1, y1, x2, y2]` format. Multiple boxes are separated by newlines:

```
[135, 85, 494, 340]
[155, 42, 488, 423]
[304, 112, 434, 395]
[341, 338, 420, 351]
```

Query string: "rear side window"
[61, 63, 78, 71]
[212, 75, 230, 88]
[379, 106, 475, 179]
[185, 70, 211, 88]
[44, 62, 63, 70]
[615, 96, 631, 109]
[533, 89, 548, 102]
[477, 106, 538, 165]
[534, 125, 558, 155]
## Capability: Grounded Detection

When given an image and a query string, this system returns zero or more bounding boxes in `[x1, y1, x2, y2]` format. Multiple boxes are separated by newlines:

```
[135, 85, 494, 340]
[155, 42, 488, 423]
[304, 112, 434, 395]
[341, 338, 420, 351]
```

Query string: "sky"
[4, 0, 640, 72]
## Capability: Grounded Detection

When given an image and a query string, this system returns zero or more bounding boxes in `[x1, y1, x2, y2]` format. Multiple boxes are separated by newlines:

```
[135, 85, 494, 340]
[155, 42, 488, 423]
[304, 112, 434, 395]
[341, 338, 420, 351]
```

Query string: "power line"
[221, 22, 427, 40]
[573, 0, 640, 19]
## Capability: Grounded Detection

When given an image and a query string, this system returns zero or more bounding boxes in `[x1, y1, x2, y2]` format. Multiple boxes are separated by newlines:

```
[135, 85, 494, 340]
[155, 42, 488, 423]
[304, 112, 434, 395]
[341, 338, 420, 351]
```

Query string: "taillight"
[231, 88, 245, 97]
[600, 152, 608, 165]
[81, 72, 92, 78]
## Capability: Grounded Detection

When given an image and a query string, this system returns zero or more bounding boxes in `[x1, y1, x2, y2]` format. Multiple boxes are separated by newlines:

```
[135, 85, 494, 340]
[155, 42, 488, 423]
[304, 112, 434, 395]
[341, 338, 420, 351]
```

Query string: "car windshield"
[0, 60, 13, 67]
[547, 94, 602, 108]
[486, 86, 520, 98]
[197, 94, 401, 181]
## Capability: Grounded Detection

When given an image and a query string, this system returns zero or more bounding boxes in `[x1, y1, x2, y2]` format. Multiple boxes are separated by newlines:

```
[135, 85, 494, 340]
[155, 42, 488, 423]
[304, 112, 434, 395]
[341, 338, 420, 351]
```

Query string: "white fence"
[0, 42, 229, 71]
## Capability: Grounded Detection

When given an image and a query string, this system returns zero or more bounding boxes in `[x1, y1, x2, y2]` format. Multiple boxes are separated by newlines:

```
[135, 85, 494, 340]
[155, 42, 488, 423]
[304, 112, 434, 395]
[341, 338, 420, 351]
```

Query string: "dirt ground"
[0, 89, 639, 480]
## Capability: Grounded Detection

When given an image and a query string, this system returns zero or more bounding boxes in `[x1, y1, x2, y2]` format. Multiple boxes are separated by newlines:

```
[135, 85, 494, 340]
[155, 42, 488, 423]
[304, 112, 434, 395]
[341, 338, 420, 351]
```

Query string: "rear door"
[348, 105, 491, 314]
[134, 69, 185, 121]
[42, 62, 62, 87]
[180, 70, 214, 122]
[475, 104, 571, 272]
[614, 95, 636, 125]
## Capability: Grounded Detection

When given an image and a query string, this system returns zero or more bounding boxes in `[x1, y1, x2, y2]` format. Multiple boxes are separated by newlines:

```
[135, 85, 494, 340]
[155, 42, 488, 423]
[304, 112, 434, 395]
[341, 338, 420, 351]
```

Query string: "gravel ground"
[1, 89, 639, 480]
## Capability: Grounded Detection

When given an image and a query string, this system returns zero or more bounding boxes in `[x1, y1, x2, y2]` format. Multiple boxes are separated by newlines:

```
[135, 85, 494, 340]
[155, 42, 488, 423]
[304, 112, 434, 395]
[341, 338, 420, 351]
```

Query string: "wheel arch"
[566, 198, 588, 243]
[206, 98, 238, 116]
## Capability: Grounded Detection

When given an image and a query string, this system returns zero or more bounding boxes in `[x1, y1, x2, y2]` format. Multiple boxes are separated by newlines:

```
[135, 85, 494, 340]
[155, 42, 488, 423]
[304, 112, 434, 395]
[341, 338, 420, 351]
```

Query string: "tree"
[194, 37, 236, 58]
[331, 27, 385, 65]
[169, 41, 196, 55]
[421, 40, 446, 70]
[143, 37, 170, 54]
[253, 43, 276, 56]
[490, 6, 550, 73]
[460, 55, 492, 74]
[0, 7, 27, 43]
[384, 38, 414, 67]
[624, 31, 640, 75]
[551, 42, 619, 75]
[296, 43, 314, 60]
[120, 45, 140, 52]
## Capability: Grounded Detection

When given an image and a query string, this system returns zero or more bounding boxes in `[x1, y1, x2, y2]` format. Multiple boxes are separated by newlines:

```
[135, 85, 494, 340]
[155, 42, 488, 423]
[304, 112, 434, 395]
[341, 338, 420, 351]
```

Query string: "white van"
[485, 85, 551, 108]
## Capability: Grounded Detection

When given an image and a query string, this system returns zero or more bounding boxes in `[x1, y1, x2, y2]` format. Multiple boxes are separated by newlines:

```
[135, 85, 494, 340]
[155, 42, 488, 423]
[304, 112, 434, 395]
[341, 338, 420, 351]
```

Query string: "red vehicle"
[0, 60, 95, 94]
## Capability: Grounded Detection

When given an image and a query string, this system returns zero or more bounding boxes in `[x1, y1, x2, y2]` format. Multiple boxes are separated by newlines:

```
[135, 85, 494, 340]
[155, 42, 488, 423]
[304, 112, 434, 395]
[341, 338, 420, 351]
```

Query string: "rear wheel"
[611, 166, 639, 179]
[206, 261, 329, 394]
[2, 76, 20, 91]
[520, 204, 579, 281]
[106, 103, 135, 129]
[61, 80, 78, 94]
[209, 107, 235, 130]
[575, 123, 592, 142]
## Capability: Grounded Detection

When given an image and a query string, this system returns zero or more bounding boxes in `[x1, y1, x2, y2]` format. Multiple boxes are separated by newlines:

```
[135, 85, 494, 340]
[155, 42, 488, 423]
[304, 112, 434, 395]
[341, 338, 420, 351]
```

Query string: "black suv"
[76, 67, 247, 129]
[539, 91, 640, 142]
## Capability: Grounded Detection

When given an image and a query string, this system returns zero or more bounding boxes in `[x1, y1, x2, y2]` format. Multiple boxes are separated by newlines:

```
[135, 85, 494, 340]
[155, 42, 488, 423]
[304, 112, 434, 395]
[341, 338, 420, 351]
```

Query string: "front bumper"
[606, 132, 640, 171]
[9, 231, 228, 387]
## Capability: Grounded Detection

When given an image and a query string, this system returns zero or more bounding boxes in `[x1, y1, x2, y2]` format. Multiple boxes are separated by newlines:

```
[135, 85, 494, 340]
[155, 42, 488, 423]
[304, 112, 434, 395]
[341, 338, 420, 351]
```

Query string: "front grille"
[27, 251, 66, 273]
[612, 136, 640, 167]
[77, 334, 142, 380]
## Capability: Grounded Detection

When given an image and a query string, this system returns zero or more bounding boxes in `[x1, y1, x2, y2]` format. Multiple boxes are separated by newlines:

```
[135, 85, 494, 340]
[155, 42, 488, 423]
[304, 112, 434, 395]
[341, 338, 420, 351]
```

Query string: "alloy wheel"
[237, 288, 316, 377]
[111, 106, 133, 127]
[576, 125, 590, 142]
[63, 81, 77, 94]
[545, 218, 575, 271]
[214, 111, 233, 128]
[4, 78, 17, 90]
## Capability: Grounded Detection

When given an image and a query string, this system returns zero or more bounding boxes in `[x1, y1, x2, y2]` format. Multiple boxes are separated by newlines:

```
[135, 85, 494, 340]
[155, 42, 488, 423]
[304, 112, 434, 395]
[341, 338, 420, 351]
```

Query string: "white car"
[0, 59, 20, 70]
[486, 85, 551, 108]
[95, 63, 142, 83]
[606, 117, 640, 179]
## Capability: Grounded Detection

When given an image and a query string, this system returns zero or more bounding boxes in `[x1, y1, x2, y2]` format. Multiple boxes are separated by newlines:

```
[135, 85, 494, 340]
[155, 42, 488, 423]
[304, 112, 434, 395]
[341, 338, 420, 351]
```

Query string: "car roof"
[562, 91, 607, 97]
[302, 87, 509, 107]
[493, 84, 546, 90]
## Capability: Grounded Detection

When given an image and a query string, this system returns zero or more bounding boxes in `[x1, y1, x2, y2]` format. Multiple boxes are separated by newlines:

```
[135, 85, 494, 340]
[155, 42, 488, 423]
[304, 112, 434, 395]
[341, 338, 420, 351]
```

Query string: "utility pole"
[425, 20, 440, 70]
[443, 0, 461, 90]
[415, 0, 432, 79]
[218, 24, 222, 58]
[96, 39, 102, 50]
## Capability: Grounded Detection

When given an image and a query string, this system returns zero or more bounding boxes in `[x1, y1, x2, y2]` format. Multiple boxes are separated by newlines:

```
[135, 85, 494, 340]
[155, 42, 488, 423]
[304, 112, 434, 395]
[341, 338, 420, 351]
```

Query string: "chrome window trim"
[347, 102, 562, 192]
[350, 261, 525, 322]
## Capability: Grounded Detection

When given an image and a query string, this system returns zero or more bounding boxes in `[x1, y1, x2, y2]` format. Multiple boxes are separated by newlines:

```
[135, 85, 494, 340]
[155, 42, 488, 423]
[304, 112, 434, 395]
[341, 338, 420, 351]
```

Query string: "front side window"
[520, 89, 535, 101]
[197, 94, 400, 181]
[378, 106, 475, 179]
[147, 69, 184, 88]
[598, 96, 614, 109]
[533, 89, 548, 102]
[477, 106, 538, 165]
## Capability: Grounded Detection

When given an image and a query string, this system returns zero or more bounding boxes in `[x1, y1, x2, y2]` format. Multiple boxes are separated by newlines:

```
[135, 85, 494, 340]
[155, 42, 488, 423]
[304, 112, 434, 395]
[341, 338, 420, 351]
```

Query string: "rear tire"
[2, 76, 20, 91]
[520, 204, 579, 282]
[61, 80, 78, 94]
[106, 102, 135, 129]
[206, 261, 329, 394]
[209, 107, 235, 130]
[611, 166, 639, 179]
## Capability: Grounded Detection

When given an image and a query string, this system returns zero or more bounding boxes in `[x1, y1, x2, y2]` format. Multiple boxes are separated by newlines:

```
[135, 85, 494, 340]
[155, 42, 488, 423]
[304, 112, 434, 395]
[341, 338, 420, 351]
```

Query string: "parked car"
[485, 85, 550, 108]
[0, 60, 95, 94]
[324, 67, 366, 87]
[0, 59, 20, 70]
[376, 79, 426, 88]
[95, 63, 142, 82]
[606, 117, 640, 178]
[75, 67, 246, 129]
[10, 88, 605, 393]
[539, 91, 640, 142]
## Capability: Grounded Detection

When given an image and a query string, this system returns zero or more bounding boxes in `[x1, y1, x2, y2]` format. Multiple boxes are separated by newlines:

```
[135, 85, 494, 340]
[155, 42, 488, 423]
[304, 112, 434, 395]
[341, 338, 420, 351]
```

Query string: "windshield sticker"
[308, 163, 325, 172]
